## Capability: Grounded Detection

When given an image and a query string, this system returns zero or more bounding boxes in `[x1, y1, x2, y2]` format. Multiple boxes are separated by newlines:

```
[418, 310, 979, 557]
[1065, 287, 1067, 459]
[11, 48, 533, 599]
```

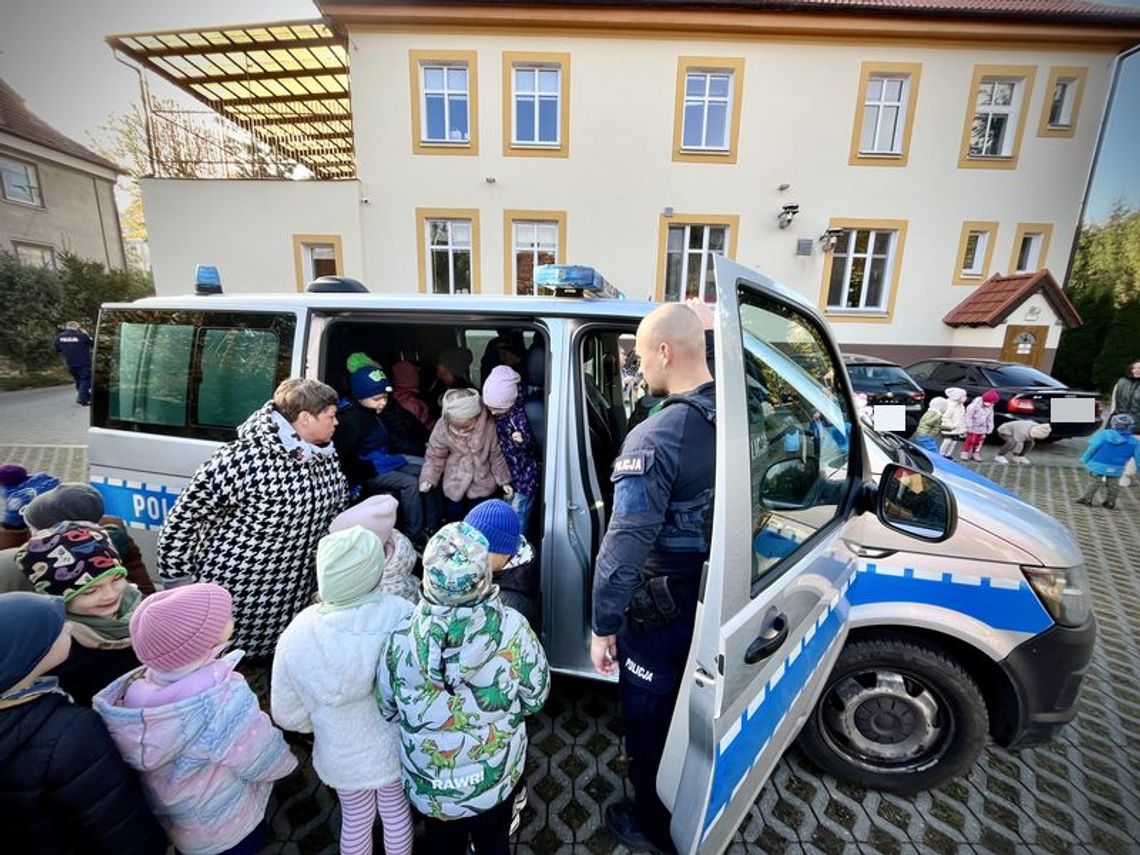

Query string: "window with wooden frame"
[502, 52, 570, 158]
[654, 214, 740, 301]
[13, 241, 55, 269]
[503, 210, 566, 295]
[818, 218, 909, 322]
[1, 156, 43, 206]
[1009, 222, 1053, 274]
[672, 57, 745, 164]
[409, 50, 479, 155]
[1038, 67, 1088, 138]
[952, 221, 998, 285]
[416, 209, 481, 294]
[849, 61, 922, 167]
[958, 65, 1036, 170]
[291, 234, 343, 292]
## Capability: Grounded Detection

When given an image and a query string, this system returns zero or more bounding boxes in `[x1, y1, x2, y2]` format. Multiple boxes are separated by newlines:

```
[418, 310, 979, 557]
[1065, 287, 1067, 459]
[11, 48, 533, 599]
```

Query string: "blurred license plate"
[874, 405, 907, 432]
[1050, 398, 1094, 423]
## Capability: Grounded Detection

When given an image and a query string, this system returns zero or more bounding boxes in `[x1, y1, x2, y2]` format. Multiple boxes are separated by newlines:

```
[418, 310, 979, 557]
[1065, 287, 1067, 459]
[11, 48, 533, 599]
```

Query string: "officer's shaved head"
[635, 302, 713, 397]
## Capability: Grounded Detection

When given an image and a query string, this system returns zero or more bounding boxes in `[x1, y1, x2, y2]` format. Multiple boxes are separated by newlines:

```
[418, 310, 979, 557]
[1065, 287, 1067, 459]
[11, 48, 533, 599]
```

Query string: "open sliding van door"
[659, 256, 865, 852]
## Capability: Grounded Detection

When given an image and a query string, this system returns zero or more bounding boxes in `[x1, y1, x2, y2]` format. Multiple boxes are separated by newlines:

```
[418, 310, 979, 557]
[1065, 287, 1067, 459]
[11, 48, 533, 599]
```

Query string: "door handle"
[744, 614, 789, 664]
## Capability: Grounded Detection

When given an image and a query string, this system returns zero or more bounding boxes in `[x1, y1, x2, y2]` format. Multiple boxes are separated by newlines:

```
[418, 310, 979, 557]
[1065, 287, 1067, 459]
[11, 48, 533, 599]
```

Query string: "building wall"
[0, 138, 124, 269]
[348, 29, 1110, 355]
[141, 178, 364, 295]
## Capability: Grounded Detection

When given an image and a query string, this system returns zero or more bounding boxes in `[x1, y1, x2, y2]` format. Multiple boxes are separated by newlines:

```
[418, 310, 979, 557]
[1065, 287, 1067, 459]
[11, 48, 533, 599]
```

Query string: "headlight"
[1022, 564, 1091, 627]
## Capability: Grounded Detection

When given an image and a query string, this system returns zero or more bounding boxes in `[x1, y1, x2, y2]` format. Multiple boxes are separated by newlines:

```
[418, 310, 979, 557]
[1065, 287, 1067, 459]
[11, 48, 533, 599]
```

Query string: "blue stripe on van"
[701, 561, 1052, 838]
[90, 476, 181, 532]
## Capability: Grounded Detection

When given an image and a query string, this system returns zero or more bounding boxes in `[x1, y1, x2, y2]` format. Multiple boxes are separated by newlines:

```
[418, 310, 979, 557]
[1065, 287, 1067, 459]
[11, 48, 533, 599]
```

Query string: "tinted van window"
[94, 310, 296, 441]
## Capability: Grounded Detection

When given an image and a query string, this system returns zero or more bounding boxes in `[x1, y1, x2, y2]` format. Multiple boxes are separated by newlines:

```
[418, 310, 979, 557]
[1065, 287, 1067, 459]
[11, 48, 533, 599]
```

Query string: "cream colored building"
[136, 1, 1140, 367]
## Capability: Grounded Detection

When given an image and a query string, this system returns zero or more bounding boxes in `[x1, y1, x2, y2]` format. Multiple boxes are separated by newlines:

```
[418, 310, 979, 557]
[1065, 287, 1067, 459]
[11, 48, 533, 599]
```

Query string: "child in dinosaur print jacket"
[376, 521, 549, 852]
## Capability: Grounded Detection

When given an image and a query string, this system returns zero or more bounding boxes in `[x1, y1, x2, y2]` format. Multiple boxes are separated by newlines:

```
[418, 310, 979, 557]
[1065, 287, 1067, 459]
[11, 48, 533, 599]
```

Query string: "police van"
[89, 257, 1094, 854]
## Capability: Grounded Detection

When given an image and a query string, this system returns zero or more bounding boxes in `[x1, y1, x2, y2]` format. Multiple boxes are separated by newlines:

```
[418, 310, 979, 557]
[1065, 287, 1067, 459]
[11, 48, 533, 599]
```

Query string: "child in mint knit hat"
[272, 526, 415, 855]
[93, 583, 296, 855]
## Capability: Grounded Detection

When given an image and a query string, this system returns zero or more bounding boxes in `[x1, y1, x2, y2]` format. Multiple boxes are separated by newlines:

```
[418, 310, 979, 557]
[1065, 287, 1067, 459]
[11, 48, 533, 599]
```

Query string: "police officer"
[591, 301, 716, 855]
[53, 321, 93, 406]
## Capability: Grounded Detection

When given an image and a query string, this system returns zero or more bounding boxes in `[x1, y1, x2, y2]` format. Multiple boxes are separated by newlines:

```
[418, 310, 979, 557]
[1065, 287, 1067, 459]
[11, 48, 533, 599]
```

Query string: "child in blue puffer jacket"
[1077, 413, 1140, 510]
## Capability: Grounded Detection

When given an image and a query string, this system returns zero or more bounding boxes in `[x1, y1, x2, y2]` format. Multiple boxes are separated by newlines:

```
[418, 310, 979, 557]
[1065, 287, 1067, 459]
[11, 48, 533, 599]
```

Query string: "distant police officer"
[53, 321, 93, 406]
[591, 301, 716, 855]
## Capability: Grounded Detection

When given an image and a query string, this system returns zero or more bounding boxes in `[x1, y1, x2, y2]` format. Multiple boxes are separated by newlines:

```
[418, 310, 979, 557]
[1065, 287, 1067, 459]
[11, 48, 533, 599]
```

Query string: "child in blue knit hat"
[334, 358, 430, 544]
[465, 499, 540, 630]
[1077, 413, 1140, 510]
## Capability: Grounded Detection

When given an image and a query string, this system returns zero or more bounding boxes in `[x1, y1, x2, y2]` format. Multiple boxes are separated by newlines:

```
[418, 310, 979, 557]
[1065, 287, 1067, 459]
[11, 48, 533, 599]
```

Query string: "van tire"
[797, 637, 988, 793]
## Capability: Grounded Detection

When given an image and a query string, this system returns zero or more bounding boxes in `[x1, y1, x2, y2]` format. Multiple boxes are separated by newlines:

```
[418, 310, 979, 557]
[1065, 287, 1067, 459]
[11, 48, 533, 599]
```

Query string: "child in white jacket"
[939, 387, 968, 458]
[271, 526, 414, 855]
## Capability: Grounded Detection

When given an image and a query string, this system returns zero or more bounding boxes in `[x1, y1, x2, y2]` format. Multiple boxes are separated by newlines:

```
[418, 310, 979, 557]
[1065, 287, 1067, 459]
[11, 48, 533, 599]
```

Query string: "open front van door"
[659, 256, 864, 853]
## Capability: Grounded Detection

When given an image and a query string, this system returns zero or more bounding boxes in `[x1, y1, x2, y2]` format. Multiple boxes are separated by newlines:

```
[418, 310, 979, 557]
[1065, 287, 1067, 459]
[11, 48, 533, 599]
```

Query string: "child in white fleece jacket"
[271, 526, 414, 855]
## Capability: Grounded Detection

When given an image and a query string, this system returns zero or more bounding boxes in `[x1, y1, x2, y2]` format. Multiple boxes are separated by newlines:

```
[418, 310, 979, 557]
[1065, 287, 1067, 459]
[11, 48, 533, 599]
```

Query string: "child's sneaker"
[959, 452, 970, 460]
[994, 455, 1009, 464]
[972, 452, 982, 462]
[1014, 456, 1030, 465]
[1103, 500, 1116, 510]
[1076, 497, 1094, 506]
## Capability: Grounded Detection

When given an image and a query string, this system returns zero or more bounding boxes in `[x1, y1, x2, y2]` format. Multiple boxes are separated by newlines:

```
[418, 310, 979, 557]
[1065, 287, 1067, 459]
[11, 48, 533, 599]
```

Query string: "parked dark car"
[905, 358, 1101, 439]
[842, 354, 926, 433]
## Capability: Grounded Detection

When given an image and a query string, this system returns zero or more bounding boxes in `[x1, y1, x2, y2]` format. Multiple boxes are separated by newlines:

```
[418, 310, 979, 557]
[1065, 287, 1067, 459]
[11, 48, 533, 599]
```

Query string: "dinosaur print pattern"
[376, 592, 549, 818]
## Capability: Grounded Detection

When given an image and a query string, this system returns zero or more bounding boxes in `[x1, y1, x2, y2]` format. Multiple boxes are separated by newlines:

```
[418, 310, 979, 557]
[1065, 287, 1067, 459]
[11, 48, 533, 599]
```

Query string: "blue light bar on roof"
[534, 264, 623, 299]
[194, 264, 222, 295]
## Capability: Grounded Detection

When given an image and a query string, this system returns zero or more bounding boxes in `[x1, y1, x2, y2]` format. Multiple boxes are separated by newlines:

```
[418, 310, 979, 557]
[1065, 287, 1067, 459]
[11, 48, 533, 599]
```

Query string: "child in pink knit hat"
[482, 365, 541, 532]
[329, 496, 419, 604]
[93, 583, 297, 855]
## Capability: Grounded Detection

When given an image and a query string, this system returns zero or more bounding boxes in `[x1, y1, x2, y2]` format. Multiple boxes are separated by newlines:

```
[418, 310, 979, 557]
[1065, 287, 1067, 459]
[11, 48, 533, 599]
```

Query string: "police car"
[89, 258, 1094, 854]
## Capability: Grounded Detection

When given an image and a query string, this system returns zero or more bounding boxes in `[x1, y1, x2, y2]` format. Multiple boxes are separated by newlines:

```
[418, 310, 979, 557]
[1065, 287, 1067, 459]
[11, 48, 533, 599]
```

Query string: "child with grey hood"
[994, 420, 1052, 465]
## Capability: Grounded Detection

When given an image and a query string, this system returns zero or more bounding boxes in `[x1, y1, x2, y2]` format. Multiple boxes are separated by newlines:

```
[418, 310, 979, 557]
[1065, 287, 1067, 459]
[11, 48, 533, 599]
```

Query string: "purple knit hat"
[483, 365, 521, 410]
[130, 583, 233, 672]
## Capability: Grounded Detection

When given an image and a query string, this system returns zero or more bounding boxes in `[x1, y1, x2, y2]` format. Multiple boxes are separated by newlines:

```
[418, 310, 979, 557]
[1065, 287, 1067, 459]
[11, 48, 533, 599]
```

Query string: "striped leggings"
[337, 783, 413, 855]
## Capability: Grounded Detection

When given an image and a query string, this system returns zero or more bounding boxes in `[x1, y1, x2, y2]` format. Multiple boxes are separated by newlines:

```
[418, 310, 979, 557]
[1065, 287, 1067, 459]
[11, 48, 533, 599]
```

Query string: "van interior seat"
[524, 342, 547, 456]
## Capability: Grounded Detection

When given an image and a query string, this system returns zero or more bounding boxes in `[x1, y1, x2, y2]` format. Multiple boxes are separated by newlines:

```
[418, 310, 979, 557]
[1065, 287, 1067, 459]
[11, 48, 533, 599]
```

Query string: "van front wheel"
[797, 637, 988, 793]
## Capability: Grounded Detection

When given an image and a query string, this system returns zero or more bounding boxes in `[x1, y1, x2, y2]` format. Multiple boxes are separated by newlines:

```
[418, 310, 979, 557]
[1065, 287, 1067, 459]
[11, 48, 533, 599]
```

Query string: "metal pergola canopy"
[107, 19, 354, 179]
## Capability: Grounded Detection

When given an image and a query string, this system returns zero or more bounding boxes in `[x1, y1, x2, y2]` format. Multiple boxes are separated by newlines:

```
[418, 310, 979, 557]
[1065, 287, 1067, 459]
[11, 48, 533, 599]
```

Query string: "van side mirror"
[877, 463, 957, 542]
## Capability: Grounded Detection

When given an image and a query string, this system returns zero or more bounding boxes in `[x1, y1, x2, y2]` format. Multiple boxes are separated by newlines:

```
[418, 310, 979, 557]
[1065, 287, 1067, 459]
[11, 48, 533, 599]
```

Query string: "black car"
[905, 358, 1101, 439]
[842, 354, 926, 433]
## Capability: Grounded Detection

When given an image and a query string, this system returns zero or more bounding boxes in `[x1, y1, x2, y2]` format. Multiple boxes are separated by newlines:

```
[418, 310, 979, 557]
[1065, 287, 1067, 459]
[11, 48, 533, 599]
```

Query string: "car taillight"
[1095, 400, 1103, 417]
[909, 391, 925, 402]
[1007, 397, 1035, 414]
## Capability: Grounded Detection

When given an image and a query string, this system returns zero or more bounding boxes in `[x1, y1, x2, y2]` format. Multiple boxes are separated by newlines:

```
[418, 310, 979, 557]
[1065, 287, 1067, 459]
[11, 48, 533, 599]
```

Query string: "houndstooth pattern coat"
[157, 403, 346, 656]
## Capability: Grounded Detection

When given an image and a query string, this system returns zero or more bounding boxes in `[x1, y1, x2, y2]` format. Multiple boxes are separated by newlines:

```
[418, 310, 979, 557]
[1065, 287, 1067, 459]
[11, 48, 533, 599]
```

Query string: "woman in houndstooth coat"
[156, 379, 347, 657]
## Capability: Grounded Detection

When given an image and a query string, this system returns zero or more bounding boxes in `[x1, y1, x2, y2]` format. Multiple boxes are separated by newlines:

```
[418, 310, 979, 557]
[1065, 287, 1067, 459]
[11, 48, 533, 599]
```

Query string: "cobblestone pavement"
[2, 441, 1135, 854]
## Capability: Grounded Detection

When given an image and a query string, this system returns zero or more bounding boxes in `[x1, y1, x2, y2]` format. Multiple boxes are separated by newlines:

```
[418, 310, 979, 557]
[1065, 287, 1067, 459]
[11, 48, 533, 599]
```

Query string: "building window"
[818, 219, 909, 320]
[1, 157, 42, 206]
[1038, 67, 1088, 138]
[291, 234, 343, 292]
[849, 62, 922, 167]
[417, 209, 480, 294]
[409, 50, 479, 155]
[13, 242, 54, 268]
[959, 65, 1035, 169]
[505, 210, 566, 296]
[672, 57, 745, 164]
[1009, 223, 1053, 274]
[952, 221, 998, 285]
[502, 52, 570, 158]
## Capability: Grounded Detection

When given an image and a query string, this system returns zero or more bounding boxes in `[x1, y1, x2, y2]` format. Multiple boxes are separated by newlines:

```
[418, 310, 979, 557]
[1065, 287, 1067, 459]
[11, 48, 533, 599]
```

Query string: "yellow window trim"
[817, 217, 909, 323]
[1037, 66, 1088, 138]
[672, 57, 746, 165]
[415, 208, 482, 294]
[654, 213, 740, 301]
[848, 61, 923, 168]
[952, 220, 999, 286]
[291, 233, 343, 293]
[408, 50, 480, 156]
[957, 64, 1036, 170]
[501, 52, 571, 158]
[502, 209, 567, 296]
[1008, 222, 1054, 275]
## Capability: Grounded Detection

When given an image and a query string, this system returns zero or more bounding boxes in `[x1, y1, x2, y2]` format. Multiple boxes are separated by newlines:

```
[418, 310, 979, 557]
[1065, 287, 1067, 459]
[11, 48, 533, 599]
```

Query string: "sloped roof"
[0, 78, 123, 174]
[318, 0, 1140, 27]
[943, 269, 1082, 329]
